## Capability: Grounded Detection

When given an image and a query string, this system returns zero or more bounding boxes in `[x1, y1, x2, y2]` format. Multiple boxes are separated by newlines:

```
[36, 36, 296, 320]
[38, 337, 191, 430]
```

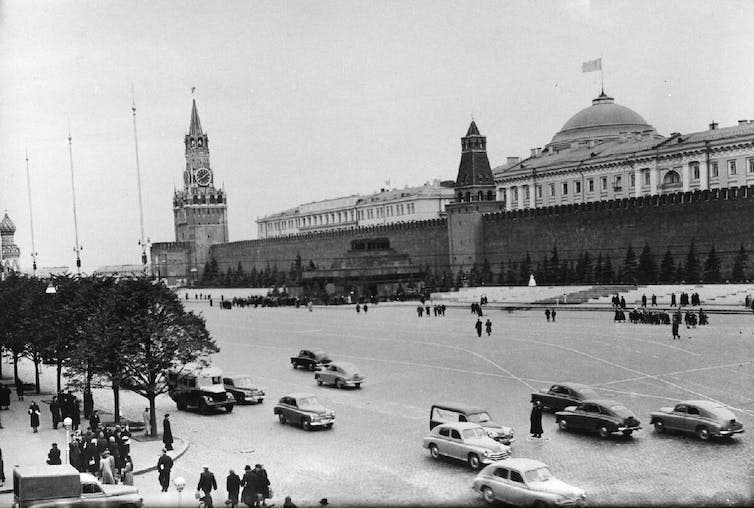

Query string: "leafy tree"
[621, 243, 638, 284]
[637, 242, 657, 284]
[731, 244, 748, 281]
[659, 248, 675, 282]
[685, 241, 701, 282]
[703, 245, 721, 282]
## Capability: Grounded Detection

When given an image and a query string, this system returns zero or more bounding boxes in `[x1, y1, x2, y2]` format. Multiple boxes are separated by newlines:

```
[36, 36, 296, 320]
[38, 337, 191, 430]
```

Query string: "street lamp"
[45, 282, 57, 294]
[67, 122, 83, 274]
[63, 416, 72, 465]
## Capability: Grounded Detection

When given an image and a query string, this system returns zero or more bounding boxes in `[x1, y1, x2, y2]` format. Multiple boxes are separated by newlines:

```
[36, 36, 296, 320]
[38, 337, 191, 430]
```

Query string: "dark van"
[430, 402, 515, 445]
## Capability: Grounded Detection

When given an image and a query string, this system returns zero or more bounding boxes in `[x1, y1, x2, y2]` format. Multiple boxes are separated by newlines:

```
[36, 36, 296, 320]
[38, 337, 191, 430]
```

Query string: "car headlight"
[483, 450, 491, 456]
[487, 430, 499, 438]
[226, 393, 235, 400]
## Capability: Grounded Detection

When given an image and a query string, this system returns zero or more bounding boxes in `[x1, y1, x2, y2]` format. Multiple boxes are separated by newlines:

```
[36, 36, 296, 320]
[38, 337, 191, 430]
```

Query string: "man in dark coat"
[250, 464, 270, 507]
[89, 410, 100, 431]
[162, 414, 174, 451]
[16, 379, 24, 401]
[474, 319, 483, 338]
[530, 400, 543, 438]
[83, 388, 94, 420]
[651, 294, 657, 306]
[50, 396, 61, 429]
[28, 401, 40, 432]
[157, 449, 173, 492]
[671, 292, 677, 307]
[545, 309, 550, 321]
[0, 385, 10, 409]
[70, 398, 80, 431]
[551, 309, 557, 322]
[47, 443, 62, 465]
[485, 319, 492, 336]
[641, 294, 647, 308]
[69, 439, 83, 471]
[197, 466, 217, 508]
[226, 469, 241, 507]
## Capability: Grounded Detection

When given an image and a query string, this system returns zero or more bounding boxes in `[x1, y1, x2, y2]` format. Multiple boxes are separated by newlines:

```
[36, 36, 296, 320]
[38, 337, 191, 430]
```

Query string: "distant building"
[256, 180, 455, 239]
[92, 264, 146, 277]
[493, 91, 754, 209]
[0, 212, 20, 275]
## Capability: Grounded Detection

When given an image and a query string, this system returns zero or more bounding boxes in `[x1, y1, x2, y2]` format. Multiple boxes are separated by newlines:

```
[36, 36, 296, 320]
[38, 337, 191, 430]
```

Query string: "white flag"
[582, 58, 602, 73]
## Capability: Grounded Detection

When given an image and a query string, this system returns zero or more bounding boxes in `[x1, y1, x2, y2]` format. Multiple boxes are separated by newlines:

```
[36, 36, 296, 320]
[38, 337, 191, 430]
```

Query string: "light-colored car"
[315, 362, 364, 389]
[649, 400, 745, 440]
[223, 374, 265, 404]
[471, 458, 586, 507]
[273, 393, 335, 430]
[423, 422, 510, 470]
[430, 403, 514, 445]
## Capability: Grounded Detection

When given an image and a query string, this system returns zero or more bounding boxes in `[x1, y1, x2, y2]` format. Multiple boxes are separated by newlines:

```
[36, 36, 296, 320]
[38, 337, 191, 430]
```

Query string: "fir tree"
[602, 255, 614, 284]
[505, 260, 517, 285]
[575, 252, 586, 283]
[685, 241, 701, 282]
[582, 252, 593, 283]
[659, 248, 675, 282]
[622, 242, 638, 284]
[703, 245, 721, 282]
[637, 242, 657, 284]
[541, 257, 550, 285]
[518, 253, 531, 284]
[675, 261, 685, 282]
[481, 258, 492, 285]
[593, 253, 603, 284]
[731, 244, 748, 281]
[498, 261, 506, 285]
[550, 245, 560, 283]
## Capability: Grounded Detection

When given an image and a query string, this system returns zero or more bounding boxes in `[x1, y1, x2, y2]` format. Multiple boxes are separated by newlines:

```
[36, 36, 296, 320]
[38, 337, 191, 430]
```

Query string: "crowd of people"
[416, 303, 447, 317]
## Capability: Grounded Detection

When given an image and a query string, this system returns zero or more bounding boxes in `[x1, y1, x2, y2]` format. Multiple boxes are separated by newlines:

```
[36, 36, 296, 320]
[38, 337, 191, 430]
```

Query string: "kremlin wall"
[152, 92, 754, 295]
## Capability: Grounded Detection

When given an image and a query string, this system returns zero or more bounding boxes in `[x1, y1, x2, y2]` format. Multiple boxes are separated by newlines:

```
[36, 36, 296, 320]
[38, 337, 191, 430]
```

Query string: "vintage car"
[167, 364, 235, 414]
[223, 374, 265, 404]
[649, 400, 745, 440]
[290, 349, 332, 371]
[422, 422, 511, 470]
[530, 383, 599, 412]
[555, 400, 642, 438]
[273, 392, 335, 430]
[13, 465, 143, 508]
[430, 403, 514, 445]
[472, 458, 586, 507]
[314, 362, 365, 389]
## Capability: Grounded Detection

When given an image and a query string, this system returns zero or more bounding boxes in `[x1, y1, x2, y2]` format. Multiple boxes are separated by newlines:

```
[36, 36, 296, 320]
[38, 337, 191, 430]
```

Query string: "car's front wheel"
[622, 430, 633, 437]
[302, 418, 312, 431]
[468, 453, 481, 470]
[429, 444, 440, 459]
[316, 378, 323, 386]
[558, 418, 568, 431]
[278, 414, 287, 424]
[226, 404, 234, 413]
[335, 379, 343, 389]
[697, 426, 710, 440]
[653, 419, 665, 433]
[598, 426, 611, 438]
[481, 486, 495, 505]
[176, 398, 187, 411]
[355, 383, 361, 389]
[199, 399, 210, 415]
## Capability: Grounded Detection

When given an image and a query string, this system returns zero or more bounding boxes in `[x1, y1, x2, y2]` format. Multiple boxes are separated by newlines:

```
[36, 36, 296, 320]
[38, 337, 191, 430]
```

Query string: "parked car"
[223, 374, 265, 404]
[314, 362, 365, 389]
[471, 458, 586, 507]
[530, 383, 599, 412]
[13, 465, 143, 508]
[290, 349, 332, 371]
[273, 393, 335, 430]
[649, 400, 745, 440]
[167, 364, 235, 414]
[422, 422, 511, 470]
[430, 403, 514, 445]
[555, 400, 641, 438]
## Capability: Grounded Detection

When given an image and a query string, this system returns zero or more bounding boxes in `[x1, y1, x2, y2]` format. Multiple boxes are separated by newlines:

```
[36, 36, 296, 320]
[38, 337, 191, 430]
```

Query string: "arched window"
[487, 190, 494, 201]
[663, 170, 681, 186]
[477, 191, 483, 201]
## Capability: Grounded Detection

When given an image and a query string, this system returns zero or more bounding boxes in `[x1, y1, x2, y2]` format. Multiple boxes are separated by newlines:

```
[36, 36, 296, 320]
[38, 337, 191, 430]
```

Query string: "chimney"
[506, 156, 520, 165]
[535, 147, 542, 157]
[738, 120, 748, 125]
[709, 121, 718, 130]
[530, 148, 537, 158]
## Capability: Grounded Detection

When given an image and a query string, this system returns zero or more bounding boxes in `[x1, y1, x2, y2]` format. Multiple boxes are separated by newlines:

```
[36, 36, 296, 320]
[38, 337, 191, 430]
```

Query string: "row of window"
[262, 202, 418, 233]
[506, 158, 754, 203]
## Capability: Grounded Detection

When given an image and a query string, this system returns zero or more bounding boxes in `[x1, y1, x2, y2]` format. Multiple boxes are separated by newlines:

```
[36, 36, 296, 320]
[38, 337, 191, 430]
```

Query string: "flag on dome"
[582, 58, 602, 72]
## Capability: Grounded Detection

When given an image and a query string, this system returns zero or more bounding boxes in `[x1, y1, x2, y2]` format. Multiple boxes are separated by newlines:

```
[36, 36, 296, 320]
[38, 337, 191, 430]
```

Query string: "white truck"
[12, 465, 142, 508]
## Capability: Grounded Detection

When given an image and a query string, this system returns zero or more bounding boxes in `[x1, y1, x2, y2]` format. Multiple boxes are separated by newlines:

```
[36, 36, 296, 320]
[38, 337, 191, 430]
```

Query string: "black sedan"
[530, 383, 599, 412]
[555, 400, 642, 438]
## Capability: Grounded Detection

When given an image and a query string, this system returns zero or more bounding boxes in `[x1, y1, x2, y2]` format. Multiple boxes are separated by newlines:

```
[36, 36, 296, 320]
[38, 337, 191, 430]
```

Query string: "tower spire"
[189, 99, 203, 136]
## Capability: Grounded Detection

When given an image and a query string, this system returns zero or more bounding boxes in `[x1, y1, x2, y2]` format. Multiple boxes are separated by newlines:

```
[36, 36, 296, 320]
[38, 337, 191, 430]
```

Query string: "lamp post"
[25, 149, 38, 277]
[67, 122, 83, 274]
[131, 86, 149, 274]
[63, 416, 72, 465]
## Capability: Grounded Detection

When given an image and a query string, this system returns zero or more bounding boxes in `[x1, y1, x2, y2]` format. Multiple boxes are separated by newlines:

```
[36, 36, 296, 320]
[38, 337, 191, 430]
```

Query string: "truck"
[12, 465, 142, 508]
[167, 364, 235, 414]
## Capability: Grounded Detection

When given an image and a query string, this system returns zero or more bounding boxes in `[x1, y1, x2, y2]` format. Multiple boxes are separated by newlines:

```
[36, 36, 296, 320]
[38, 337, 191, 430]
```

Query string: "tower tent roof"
[466, 120, 481, 136]
[0, 212, 16, 234]
[189, 99, 203, 136]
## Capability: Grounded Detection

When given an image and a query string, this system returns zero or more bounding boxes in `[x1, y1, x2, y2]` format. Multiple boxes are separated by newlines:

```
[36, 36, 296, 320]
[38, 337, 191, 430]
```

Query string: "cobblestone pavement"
[6, 303, 753, 506]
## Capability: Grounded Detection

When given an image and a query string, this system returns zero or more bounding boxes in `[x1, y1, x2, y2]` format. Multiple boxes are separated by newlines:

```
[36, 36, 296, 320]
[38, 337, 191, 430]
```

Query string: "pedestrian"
[283, 496, 297, 508]
[545, 308, 550, 322]
[355, 303, 361, 313]
[89, 409, 100, 431]
[197, 465, 217, 508]
[99, 450, 116, 484]
[163, 414, 174, 451]
[142, 407, 150, 435]
[83, 388, 93, 420]
[70, 397, 80, 431]
[475, 318, 483, 338]
[122, 455, 134, 486]
[0, 448, 5, 487]
[157, 449, 173, 492]
[671, 311, 681, 340]
[551, 309, 557, 322]
[85, 439, 99, 474]
[226, 469, 241, 507]
[16, 378, 24, 401]
[69, 439, 83, 471]
[253, 464, 270, 507]
[50, 396, 61, 429]
[0, 385, 10, 409]
[363, 303, 368, 313]
[671, 292, 677, 307]
[47, 443, 62, 465]
[530, 400, 543, 438]
[485, 319, 492, 336]
[641, 294, 647, 308]
[240, 465, 255, 507]
[651, 294, 657, 307]
[28, 401, 40, 432]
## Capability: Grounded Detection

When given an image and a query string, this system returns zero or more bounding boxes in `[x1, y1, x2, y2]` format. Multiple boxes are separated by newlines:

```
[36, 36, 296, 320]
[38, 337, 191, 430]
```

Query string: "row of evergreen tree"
[199, 242, 750, 289]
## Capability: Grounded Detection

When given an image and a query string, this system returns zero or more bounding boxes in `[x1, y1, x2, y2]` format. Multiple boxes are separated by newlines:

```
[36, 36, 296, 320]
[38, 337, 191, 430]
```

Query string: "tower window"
[711, 162, 719, 177]
[690, 161, 700, 179]
[575, 181, 581, 194]
[562, 182, 568, 195]
[728, 159, 737, 175]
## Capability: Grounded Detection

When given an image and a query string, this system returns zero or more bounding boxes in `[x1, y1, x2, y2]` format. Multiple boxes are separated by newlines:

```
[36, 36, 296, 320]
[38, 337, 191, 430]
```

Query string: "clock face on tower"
[195, 167, 212, 187]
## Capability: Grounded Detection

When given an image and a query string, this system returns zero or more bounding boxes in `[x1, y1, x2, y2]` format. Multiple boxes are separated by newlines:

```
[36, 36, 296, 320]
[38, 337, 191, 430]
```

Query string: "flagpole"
[600, 55, 605, 94]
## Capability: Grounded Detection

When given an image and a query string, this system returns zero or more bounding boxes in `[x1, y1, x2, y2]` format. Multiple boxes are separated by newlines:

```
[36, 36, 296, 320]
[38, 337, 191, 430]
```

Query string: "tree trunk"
[149, 393, 157, 438]
[0, 347, 4, 378]
[34, 354, 40, 395]
[56, 358, 62, 394]
[112, 383, 121, 425]
[13, 349, 19, 383]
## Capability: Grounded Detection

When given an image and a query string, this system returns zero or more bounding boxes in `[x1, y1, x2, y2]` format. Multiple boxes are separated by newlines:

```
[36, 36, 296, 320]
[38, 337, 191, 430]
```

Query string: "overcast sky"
[1, 0, 753, 272]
